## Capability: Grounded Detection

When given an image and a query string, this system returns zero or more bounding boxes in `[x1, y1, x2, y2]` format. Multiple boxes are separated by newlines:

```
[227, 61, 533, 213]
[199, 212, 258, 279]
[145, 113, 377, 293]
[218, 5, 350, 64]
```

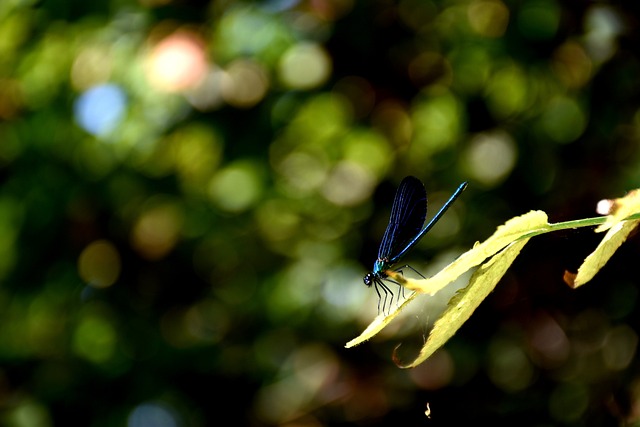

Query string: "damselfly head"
[363, 273, 374, 287]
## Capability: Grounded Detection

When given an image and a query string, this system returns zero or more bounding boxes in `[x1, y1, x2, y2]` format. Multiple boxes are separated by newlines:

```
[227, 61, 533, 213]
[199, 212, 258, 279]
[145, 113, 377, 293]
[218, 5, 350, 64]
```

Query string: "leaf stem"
[518, 212, 640, 240]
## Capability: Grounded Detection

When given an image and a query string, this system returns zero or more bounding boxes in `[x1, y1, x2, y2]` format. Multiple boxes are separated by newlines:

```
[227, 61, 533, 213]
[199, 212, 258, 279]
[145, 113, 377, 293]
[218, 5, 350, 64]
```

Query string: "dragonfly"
[364, 176, 468, 313]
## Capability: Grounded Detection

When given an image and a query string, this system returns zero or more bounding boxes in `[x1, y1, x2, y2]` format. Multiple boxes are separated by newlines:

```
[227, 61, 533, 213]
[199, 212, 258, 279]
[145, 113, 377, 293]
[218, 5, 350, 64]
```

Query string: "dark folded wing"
[377, 176, 427, 262]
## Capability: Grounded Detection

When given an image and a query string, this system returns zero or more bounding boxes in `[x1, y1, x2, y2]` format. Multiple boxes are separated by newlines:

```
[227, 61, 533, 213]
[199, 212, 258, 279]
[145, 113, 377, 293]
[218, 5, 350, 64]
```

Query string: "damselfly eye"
[363, 273, 373, 287]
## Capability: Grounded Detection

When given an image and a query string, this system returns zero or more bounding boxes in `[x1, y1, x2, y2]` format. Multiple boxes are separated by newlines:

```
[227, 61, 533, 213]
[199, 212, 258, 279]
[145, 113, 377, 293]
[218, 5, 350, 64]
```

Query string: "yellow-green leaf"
[569, 219, 640, 288]
[595, 189, 640, 232]
[344, 291, 419, 348]
[395, 238, 530, 368]
[391, 210, 548, 295]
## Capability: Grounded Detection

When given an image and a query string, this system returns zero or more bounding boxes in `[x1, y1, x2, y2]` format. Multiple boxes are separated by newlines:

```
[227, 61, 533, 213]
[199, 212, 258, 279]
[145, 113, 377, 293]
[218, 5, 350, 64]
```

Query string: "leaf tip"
[391, 343, 407, 367]
[391, 343, 417, 369]
[563, 270, 578, 288]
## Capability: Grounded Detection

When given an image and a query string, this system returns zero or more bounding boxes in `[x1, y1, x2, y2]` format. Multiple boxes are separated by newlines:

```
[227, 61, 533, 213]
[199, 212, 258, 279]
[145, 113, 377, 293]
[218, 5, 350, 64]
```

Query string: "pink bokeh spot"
[146, 30, 209, 92]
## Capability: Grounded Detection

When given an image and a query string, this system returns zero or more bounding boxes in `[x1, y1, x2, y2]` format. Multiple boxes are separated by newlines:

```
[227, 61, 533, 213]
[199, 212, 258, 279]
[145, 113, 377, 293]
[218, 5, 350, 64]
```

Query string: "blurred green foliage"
[1, 0, 640, 426]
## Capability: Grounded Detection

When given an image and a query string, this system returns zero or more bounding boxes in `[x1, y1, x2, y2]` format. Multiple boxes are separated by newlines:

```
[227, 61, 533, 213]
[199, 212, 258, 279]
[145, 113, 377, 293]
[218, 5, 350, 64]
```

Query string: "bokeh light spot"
[71, 46, 112, 90]
[584, 5, 623, 64]
[549, 383, 589, 423]
[517, 0, 561, 40]
[74, 84, 127, 137]
[78, 239, 121, 289]
[167, 124, 223, 188]
[255, 199, 301, 243]
[408, 51, 452, 88]
[371, 101, 413, 147]
[186, 68, 225, 111]
[321, 162, 375, 206]
[463, 130, 517, 187]
[342, 129, 393, 177]
[540, 97, 586, 144]
[128, 402, 181, 427]
[485, 64, 528, 119]
[184, 299, 230, 344]
[0, 78, 23, 120]
[131, 201, 183, 260]
[468, 0, 510, 38]
[279, 42, 332, 90]
[254, 344, 339, 424]
[487, 336, 535, 391]
[411, 92, 463, 155]
[398, 0, 438, 31]
[214, 7, 293, 63]
[146, 30, 208, 92]
[277, 93, 351, 148]
[552, 42, 592, 88]
[72, 314, 117, 364]
[410, 350, 455, 389]
[209, 163, 264, 212]
[308, 0, 354, 20]
[602, 325, 638, 371]
[18, 31, 70, 108]
[528, 312, 570, 368]
[449, 47, 491, 94]
[321, 266, 372, 318]
[5, 400, 52, 427]
[220, 59, 269, 108]
[277, 149, 329, 193]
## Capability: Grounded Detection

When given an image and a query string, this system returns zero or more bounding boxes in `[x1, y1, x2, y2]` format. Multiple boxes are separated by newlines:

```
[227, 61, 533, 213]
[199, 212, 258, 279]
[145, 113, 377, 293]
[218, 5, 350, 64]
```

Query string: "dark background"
[1, 0, 640, 426]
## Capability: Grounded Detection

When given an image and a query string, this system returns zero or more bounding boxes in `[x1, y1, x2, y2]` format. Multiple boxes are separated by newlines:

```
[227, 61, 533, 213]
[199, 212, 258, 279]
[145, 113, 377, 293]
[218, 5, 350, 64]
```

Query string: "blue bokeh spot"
[74, 84, 127, 137]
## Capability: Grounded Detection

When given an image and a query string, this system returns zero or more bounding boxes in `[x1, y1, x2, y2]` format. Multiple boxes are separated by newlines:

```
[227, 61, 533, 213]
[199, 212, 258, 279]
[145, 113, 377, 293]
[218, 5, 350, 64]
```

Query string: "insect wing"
[377, 176, 427, 262]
